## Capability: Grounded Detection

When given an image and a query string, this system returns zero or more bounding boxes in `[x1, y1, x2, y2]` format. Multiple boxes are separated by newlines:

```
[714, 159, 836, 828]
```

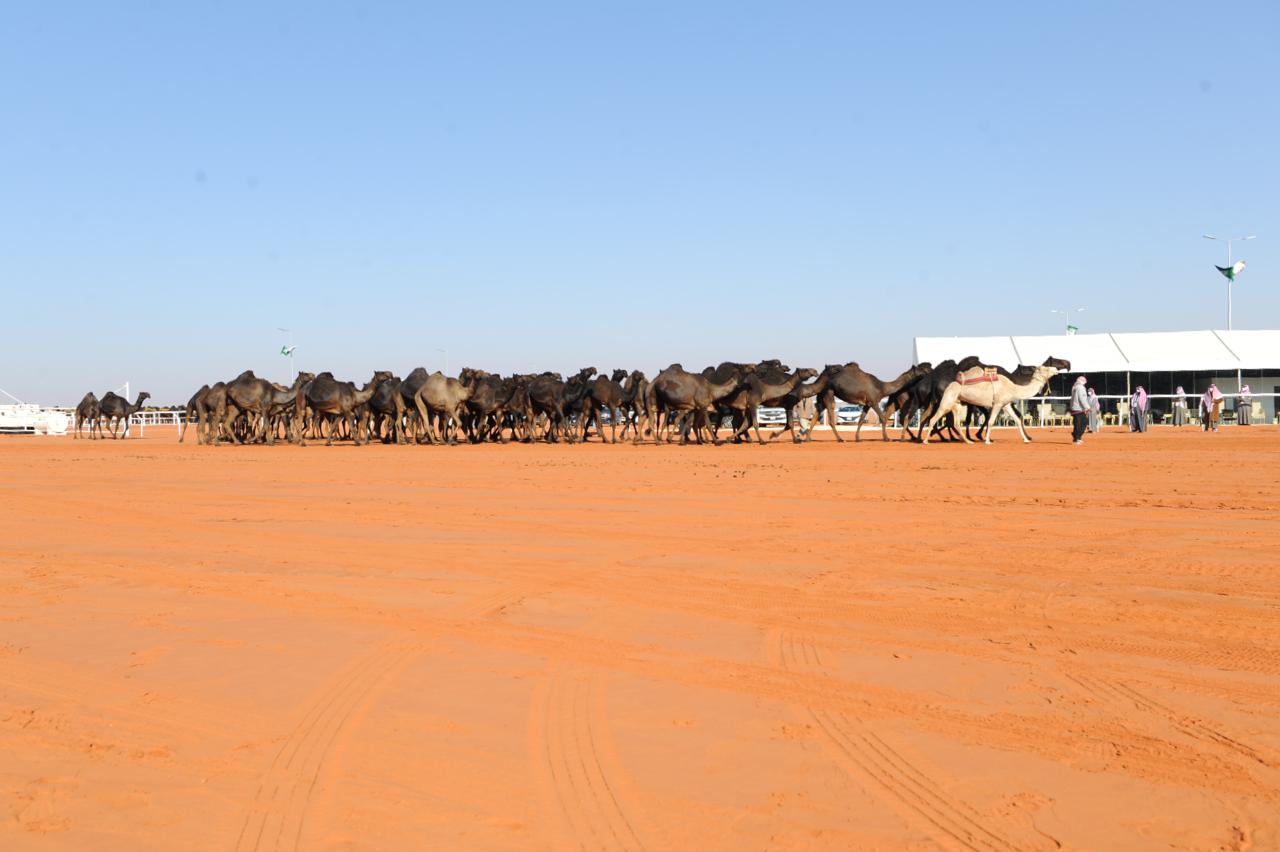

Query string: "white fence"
[56, 408, 184, 437]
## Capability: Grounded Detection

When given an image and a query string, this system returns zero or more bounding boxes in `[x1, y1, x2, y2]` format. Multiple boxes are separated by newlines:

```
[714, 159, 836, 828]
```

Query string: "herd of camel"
[71, 355, 1071, 447]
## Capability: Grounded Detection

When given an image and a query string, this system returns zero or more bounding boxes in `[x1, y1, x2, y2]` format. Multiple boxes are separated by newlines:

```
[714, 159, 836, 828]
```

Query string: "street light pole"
[1203, 234, 1255, 330]
[436, 347, 449, 376]
[1050, 307, 1086, 334]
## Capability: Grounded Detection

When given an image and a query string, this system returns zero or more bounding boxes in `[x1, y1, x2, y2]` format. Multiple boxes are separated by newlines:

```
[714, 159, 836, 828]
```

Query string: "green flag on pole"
[1216, 260, 1247, 280]
[280, 345, 296, 356]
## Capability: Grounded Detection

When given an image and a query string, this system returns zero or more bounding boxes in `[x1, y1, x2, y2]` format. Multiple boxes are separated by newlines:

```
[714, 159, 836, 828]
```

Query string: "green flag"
[1216, 260, 1247, 281]
[280, 345, 296, 356]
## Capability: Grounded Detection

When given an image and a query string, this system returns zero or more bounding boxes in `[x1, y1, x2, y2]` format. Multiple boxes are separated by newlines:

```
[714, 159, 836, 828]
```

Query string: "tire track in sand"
[531, 670, 646, 851]
[1064, 672, 1277, 771]
[234, 644, 416, 852]
[234, 581, 548, 851]
[768, 629, 1056, 852]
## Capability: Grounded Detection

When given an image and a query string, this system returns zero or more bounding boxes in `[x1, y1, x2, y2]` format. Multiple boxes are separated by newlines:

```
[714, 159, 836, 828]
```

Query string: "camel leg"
[898, 400, 918, 442]
[825, 395, 843, 443]
[921, 386, 964, 445]
[751, 407, 767, 445]
[1009, 403, 1034, 443]
[678, 411, 693, 445]
[220, 406, 242, 445]
[727, 408, 750, 444]
[801, 404, 823, 442]
[413, 393, 437, 445]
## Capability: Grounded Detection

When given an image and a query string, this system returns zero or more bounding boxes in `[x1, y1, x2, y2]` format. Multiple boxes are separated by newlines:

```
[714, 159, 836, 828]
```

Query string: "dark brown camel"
[74, 392, 99, 440]
[96, 391, 150, 439]
[617, 370, 649, 441]
[814, 362, 933, 442]
[721, 365, 818, 444]
[397, 368, 433, 443]
[195, 382, 228, 445]
[526, 370, 592, 444]
[579, 369, 626, 443]
[178, 386, 206, 443]
[303, 371, 393, 446]
[215, 370, 280, 445]
[768, 370, 831, 443]
[646, 363, 755, 445]
[265, 373, 315, 443]
[365, 375, 406, 444]
[459, 369, 520, 443]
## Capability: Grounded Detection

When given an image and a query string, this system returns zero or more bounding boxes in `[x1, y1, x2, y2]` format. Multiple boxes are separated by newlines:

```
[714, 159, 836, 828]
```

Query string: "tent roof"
[913, 335, 1020, 369]
[1011, 333, 1127, 373]
[913, 329, 1280, 373]
[1214, 330, 1280, 369]
[1110, 331, 1237, 372]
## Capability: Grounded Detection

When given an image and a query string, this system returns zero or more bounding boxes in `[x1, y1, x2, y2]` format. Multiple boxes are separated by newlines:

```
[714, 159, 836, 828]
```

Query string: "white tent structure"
[914, 329, 1280, 373]
[913, 329, 1280, 421]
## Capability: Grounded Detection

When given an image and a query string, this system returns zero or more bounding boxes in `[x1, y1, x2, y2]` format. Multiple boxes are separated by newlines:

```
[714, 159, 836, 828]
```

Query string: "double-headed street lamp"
[1051, 307, 1086, 335]
[1203, 234, 1255, 330]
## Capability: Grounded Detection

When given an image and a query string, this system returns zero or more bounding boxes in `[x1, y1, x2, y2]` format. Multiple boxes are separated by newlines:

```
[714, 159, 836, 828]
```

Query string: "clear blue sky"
[3, 2, 1277, 405]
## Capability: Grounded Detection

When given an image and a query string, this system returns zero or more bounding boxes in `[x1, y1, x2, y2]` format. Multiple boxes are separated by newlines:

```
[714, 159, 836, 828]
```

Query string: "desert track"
[2, 427, 1279, 849]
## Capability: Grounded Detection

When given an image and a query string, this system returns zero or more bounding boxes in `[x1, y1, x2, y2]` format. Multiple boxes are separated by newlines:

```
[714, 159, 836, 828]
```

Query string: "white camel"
[921, 358, 1070, 445]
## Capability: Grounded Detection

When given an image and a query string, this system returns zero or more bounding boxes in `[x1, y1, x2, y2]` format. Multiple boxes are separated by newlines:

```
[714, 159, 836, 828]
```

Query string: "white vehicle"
[835, 404, 862, 425]
[756, 406, 788, 425]
[0, 404, 70, 435]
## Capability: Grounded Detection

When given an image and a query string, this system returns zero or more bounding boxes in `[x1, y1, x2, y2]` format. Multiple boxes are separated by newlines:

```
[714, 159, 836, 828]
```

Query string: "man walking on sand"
[1202, 383, 1224, 432]
[1069, 376, 1090, 445]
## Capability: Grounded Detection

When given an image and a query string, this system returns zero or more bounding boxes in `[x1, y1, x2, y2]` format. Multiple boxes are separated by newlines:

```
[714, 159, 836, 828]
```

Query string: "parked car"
[835, 404, 862, 425]
[756, 407, 788, 425]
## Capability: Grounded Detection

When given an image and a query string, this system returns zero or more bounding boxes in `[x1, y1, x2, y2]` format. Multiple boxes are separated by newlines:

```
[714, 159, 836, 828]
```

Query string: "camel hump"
[235, 370, 256, 379]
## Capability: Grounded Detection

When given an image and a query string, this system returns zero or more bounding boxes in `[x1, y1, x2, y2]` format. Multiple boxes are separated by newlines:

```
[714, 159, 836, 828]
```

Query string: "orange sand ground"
[2, 426, 1279, 851]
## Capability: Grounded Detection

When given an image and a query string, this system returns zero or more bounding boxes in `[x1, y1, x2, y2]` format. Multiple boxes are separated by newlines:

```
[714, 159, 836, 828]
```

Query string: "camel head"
[293, 371, 316, 388]
[371, 370, 394, 385]
[794, 367, 819, 382]
[136, 392, 151, 406]
[576, 367, 598, 381]
[610, 369, 628, 382]
[1042, 356, 1071, 373]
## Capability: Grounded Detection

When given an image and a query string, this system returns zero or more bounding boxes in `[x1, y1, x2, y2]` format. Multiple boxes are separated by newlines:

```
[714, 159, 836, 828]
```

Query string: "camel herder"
[1202, 384, 1224, 432]
[1238, 385, 1253, 425]
[1087, 387, 1101, 433]
[1069, 376, 1090, 445]
[1172, 386, 1188, 426]
[1129, 386, 1149, 433]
